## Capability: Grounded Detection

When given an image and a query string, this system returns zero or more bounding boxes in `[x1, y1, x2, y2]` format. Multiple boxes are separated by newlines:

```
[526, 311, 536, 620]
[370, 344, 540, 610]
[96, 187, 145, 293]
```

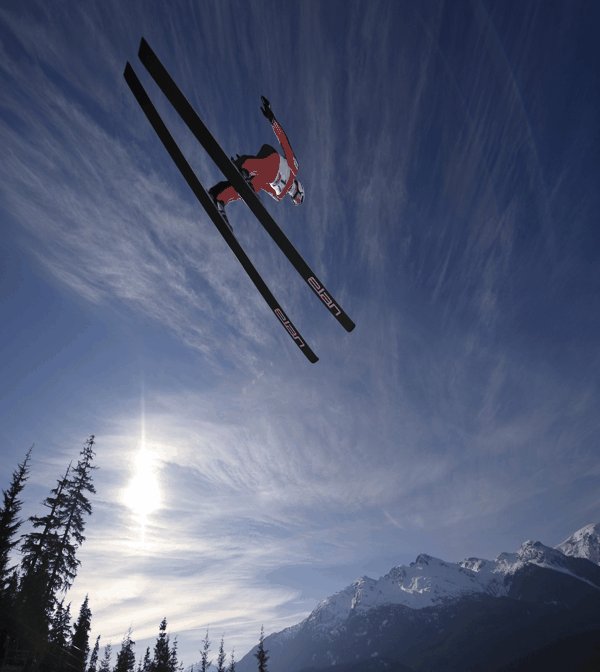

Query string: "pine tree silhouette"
[98, 643, 112, 672]
[17, 462, 71, 635]
[87, 635, 101, 672]
[168, 634, 183, 672]
[139, 646, 152, 672]
[18, 436, 98, 638]
[228, 646, 236, 672]
[199, 628, 211, 672]
[44, 599, 73, 672]
[0, 446, 32, 604]
[152, 617, 171, 672]
[114, 626, 136, 672]
[49, 599, 72, 648]
[216, 636, 227, 672]
[71, 594, 92, 671]
[44, 436, 98, 603]
[253, 626, 269, 672]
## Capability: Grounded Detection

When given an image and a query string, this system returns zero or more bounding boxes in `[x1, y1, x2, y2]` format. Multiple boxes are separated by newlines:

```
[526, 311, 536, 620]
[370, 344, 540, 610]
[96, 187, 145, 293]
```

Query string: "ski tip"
[123, 62, 137, 84]
[138, 37, 154, 61]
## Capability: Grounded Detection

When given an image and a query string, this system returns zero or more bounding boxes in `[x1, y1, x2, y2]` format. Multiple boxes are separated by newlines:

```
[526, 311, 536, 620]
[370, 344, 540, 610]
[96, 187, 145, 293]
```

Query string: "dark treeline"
[0, 438, 269, 672]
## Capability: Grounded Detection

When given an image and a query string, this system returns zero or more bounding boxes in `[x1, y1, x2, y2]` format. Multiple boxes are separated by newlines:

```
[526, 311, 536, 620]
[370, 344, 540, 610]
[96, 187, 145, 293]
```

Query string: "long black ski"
[124, 62, 318, 364]
[137, 37, 355, 333]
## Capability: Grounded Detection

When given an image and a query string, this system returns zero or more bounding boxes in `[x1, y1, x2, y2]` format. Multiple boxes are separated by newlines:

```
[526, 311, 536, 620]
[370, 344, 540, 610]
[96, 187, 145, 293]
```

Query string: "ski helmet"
[289, 178, 305, 206]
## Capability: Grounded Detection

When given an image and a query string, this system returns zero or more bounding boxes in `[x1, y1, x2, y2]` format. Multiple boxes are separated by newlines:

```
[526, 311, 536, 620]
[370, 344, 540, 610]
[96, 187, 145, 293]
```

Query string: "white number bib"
[269, 154, 291, 197]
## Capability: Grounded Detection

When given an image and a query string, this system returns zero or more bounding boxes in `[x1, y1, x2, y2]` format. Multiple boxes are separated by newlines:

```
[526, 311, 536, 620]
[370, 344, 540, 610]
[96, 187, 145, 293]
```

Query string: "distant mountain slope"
[234, 523, 600, 672]
[555, 523, 600, 565]
[294, 627, 600, 672]
[296, 657, 416, 672]
[495, 627, 600, 672]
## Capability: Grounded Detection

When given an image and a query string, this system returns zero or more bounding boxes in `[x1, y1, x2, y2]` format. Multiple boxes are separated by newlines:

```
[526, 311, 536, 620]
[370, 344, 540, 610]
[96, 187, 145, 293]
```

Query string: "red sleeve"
[271, 119, 299, 175]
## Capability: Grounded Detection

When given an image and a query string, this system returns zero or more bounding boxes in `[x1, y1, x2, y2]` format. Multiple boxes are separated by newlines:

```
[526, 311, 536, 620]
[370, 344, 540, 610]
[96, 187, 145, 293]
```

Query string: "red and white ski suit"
[216, 119, 299, 205]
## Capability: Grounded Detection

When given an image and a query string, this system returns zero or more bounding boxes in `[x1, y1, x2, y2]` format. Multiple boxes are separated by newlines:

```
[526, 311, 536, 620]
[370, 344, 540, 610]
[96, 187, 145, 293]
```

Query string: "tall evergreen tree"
[49, 600, 72, 649]
[253, 626, 269, 672]
[216, 637, 226, 672]
[71, 594, 92, 671]
[45, 600, 73, 672]
[138, 646, 151, 672]
[168, 635, 183, 672]
[19, 463, 71, 580]
[114, 626, 136, 672]
[88, 635, 101, 672]
[44, 436, 98, 604]
[17, 462, 73, 635]
[98, 643, 112, 672]
[0, 446, 32, 603]
[151, 617, 170, 672]
[228, 647, 236, 672]
[198, 628, 211, 672]
[138, 647, 152, 672]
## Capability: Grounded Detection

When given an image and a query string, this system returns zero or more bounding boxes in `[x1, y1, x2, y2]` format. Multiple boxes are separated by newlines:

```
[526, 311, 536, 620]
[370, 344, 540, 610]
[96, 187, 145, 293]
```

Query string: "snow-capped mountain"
[235, 523, 600, 672]
[554, 522, 600, 565]
[271, 535, 599, 634]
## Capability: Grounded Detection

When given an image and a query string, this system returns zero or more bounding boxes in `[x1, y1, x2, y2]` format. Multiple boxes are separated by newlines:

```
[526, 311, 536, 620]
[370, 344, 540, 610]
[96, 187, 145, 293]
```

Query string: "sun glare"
[124, 446, 162, 518]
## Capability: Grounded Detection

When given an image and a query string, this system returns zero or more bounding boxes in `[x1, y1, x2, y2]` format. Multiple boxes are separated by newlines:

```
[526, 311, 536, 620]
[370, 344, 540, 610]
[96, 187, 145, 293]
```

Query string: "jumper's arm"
[271, 118, 299, 174]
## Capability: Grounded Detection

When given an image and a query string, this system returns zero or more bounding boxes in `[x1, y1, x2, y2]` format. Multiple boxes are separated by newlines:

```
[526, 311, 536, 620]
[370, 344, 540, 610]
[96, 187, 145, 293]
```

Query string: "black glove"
[260, 96, 274, 123]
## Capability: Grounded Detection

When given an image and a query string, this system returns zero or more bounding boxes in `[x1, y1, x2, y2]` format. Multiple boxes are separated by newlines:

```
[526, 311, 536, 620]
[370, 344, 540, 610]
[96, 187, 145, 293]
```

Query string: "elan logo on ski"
[274, 310, 306, 347]
[308, 277, 342, 317]
[124, 38, 354, 363]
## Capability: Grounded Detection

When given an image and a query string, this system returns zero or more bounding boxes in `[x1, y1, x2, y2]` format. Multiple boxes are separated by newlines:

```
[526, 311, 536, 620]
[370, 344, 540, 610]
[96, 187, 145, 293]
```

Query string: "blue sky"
[1, 0, 599, 668]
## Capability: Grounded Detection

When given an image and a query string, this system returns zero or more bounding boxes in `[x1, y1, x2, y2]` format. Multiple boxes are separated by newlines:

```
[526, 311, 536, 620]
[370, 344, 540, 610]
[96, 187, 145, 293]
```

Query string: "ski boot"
[208, 185, 234, 236]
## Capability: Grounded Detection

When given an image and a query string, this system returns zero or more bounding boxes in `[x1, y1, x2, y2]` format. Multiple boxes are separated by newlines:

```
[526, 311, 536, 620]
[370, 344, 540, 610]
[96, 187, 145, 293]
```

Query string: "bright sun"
[123, 446, 162, 518]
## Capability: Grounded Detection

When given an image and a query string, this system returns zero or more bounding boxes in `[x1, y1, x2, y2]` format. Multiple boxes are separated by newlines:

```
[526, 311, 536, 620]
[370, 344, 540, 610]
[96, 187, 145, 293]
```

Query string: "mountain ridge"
[232, 522, 600, 672]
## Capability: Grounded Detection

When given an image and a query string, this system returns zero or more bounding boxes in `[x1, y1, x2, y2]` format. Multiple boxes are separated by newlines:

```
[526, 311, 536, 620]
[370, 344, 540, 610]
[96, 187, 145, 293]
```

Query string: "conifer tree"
[151, 617, 171, 672]
[228, 647, 236, 672]
[18, 462, 73, 634]
[216, 637, 227, 672]
[46, 600, 73, 672]
[19, 462, 71, 580]
[44, 436, 98, 603]
[199, 628, 211, 672]
[138, 646, 151, 672]
[17, 436, 98, 638]
[0, 446, 32, 603]
[253, 626, 269, 672]
[98, 643, 112, 672]
[49, 599, 72, 648]
[71, 594, 92, 671]
[88, 635, 101, 672]
[114, 626, 136, 672]
[168, 635, 183, 672]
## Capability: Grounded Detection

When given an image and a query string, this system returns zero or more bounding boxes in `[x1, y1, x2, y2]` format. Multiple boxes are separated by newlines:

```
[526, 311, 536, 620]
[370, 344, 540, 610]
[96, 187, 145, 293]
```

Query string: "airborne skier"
[125, 38, 354, 363]
[208, 96, 305, 232]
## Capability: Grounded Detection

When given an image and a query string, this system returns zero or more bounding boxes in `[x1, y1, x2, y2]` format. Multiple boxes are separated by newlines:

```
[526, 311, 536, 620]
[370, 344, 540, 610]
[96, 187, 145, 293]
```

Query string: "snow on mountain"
[554, 522, 600, 565]
[303, 553, 494, 634]
[235, 523, 600, 672]
[305, 536, 599, 629]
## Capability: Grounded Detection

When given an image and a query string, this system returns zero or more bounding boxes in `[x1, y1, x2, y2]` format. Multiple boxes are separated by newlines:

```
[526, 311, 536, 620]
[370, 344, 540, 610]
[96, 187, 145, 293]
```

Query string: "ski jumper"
[213, 119, 299, 205]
